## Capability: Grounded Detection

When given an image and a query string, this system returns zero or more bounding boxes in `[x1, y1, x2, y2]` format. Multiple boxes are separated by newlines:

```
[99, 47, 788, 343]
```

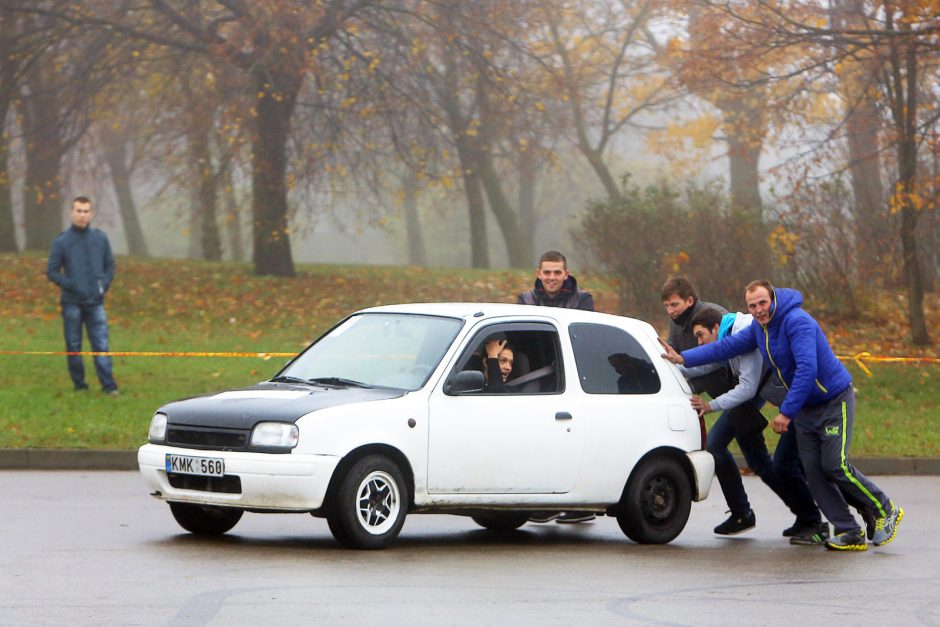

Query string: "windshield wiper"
[269, 375, 312, 385]
[307, 377, 372, 389]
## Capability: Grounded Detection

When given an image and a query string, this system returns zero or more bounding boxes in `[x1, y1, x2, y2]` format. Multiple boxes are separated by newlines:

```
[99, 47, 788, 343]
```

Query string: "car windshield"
[277, 313, 464, 391]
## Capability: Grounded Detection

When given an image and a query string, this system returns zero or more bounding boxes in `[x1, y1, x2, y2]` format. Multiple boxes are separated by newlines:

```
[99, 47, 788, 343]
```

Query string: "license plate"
[165, 453, 225, 477]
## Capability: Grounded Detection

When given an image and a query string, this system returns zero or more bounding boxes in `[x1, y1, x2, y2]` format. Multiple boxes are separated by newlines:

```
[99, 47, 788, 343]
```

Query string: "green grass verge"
[715, 363, 940, 458]
[0, 253, 937, 455]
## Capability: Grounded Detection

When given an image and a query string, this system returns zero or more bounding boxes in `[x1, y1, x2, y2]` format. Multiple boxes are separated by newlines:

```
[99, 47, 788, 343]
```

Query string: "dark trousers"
[793, 385, 889, 533]
[62, 302, 117, 392]
[708, 401, 821, 524]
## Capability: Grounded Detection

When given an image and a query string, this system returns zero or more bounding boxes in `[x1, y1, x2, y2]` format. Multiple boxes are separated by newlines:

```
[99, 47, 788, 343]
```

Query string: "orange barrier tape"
[0, 350, 296, 360]
[2, 350, 937, 374]
[836, 351, 940, 377]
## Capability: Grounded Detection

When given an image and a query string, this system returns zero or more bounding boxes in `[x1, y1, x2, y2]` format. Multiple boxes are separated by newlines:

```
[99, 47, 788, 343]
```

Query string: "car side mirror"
[445, 370, 485, 394]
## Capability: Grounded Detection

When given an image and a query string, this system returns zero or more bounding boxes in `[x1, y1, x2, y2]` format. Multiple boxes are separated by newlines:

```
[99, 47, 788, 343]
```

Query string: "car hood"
[158, 382, 407, 428]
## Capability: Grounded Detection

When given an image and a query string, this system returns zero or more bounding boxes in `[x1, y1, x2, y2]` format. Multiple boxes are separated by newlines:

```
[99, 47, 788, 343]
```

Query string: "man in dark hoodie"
[517, 250, 594, 311]
[673, 280, 903, 552]
[47, 196, 119, 395]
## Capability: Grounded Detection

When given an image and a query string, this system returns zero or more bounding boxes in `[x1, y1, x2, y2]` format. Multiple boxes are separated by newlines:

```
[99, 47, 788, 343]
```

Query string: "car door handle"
[555, 412, 572, 421]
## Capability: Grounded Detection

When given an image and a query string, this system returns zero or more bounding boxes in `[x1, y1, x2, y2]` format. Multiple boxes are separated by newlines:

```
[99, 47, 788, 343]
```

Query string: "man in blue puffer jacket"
[47, 196, 119, 394]
[674, 280, 903, 551]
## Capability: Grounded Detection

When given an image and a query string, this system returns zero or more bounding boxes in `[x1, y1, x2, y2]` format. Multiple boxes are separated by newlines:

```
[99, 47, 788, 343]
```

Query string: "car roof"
[356, 302, 657, 336]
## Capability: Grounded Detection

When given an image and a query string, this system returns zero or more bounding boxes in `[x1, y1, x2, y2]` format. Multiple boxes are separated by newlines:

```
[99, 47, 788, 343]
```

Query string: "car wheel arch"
[613, 446, 695, 512]
[326, 444, 416, 512]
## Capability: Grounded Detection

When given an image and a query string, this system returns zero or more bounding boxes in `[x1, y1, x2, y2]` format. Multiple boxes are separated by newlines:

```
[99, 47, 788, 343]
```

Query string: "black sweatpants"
[793, 385, 890, 533]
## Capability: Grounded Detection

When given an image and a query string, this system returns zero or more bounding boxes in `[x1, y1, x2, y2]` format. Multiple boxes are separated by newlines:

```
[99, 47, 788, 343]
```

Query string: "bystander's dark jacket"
[667, 298, 731, 397]
[666, 298, 728, 352]
[517, 275, 594, 311]
[47, 224, 115, 305]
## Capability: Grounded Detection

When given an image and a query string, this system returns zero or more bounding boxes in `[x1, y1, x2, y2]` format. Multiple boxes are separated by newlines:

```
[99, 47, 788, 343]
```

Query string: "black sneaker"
[825, 529, 868, 551]
[782, 519, 819, 537]
[556, 512, 596, 524]
[714, 510, 756, 535]
[528, 512, 560, 523]
[789, 522, 830, 545]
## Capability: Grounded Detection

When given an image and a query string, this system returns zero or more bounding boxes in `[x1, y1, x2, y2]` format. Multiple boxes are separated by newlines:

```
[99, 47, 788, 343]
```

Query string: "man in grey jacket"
[661, 307, 824, 543]
[661, 276, 730, 397]
[46, 196, 119, 394]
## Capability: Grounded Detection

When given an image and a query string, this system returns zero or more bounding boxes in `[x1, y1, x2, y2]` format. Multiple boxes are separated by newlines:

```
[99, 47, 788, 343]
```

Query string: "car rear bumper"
[138, 444, 341, 511]
[686, 450, 714, 502]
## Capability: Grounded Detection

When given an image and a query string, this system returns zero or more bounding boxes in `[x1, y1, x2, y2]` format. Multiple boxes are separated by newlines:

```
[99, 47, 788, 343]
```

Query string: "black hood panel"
[159, 383, 406, 429]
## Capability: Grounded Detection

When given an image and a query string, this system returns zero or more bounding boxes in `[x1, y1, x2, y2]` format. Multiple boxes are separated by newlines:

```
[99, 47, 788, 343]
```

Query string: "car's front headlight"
[148, 413, 168, 442]
[250, 422, 299, 449]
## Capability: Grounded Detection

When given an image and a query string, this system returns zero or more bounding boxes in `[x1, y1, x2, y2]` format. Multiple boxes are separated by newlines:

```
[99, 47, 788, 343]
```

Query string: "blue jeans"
[708, 403, 820, 524]
[62, 302, 117, 392]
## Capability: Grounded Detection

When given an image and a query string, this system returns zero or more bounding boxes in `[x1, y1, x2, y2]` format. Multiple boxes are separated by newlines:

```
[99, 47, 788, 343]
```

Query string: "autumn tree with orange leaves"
[687, 0, 938, 345]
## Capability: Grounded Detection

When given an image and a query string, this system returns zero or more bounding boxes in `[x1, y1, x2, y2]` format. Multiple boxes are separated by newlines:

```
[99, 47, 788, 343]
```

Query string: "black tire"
[471, 511, 530, 531]
[326, 454, 409, 549]
[168, 502, 243, 535]
[617, 456, 691, 544]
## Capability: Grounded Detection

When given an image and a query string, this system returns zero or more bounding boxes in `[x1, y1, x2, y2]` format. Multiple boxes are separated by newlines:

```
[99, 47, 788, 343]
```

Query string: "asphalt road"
[2, 472, 938, 626]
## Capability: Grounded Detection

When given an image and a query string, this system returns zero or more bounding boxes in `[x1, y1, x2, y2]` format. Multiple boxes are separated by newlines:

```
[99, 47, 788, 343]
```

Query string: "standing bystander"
[46, 196, 119, 395]
[518, 250, 594, 523]
[517, 250, 594, 311]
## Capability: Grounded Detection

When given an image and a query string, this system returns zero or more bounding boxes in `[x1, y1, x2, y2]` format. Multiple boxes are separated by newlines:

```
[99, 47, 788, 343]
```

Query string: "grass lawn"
[1, 253, 937, 455]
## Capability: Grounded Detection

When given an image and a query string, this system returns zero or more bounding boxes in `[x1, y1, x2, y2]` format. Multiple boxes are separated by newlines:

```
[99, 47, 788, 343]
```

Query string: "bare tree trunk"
[0, 8, 17, 251]
[189, 118, 221, 261]
[402, 170, 427, 266]
[518, 150, 536, 247]
[0, 100, 15, 252]
[889, 35, 929, 345]
[832, 0, 887, 280]
[455, 142, 489, 268]
[250, 66, 298, 277]
[222, 166, 244, 262]
[101, 127, 149, 256]
[22, 62, 64, 250]
[477, 151, 529, 268]
[187, 186, 202, 259]
[721, 95, 771, 279]
[845, 96, 886, 273]
[548, 20, 624, 203]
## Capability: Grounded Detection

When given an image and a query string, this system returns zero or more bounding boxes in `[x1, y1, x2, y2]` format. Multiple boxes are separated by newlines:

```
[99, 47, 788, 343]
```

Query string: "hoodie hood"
[717, 312, 737, 341]
[766, 287, 803, 328]
[534, 274, 579, 295]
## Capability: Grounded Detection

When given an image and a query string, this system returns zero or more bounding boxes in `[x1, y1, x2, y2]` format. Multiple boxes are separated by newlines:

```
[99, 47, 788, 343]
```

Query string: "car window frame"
[568, 322, 662, 395]
[444, 321, 565, 396]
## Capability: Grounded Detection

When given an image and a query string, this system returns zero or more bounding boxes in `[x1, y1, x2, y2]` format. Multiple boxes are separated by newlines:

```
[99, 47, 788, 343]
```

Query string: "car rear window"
[569, 323, 661, 394]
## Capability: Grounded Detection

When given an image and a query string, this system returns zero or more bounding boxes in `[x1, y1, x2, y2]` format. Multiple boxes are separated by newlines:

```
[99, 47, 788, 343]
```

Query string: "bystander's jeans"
[708, 402, 821, 525]
[62, 302, 117, 393]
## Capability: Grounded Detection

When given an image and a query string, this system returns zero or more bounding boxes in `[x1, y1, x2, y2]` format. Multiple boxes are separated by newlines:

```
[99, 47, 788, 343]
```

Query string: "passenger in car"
[482, 338, 514, 392]
[608, 352, 659, 394]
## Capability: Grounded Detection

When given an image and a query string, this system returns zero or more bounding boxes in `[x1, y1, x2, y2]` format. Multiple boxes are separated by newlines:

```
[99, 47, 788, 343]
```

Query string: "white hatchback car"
[139, 303, 713, 549]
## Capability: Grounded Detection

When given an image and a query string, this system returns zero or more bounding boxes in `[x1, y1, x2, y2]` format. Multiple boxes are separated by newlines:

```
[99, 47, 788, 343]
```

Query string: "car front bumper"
[138, 444, 341, 511]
